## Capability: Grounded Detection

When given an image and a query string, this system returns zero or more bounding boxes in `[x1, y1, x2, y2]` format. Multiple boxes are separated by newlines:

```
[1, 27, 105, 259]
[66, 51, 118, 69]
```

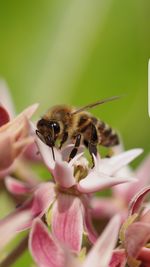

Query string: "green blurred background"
[0, 0, 150, 265]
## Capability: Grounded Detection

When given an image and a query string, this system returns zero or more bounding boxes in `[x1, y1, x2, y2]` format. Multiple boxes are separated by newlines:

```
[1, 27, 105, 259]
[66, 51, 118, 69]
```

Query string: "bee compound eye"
[37, 119, 46, 128]
[52, 122, 60, 134]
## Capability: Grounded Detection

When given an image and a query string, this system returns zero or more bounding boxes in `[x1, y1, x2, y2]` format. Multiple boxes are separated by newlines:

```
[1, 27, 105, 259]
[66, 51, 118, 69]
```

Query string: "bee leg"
[88, 124, 98, 167]
[59, 132, 68, 149]
[36, 130, 45, 143]
[89, 143, 97, 167]
[68, 134, 81, 162]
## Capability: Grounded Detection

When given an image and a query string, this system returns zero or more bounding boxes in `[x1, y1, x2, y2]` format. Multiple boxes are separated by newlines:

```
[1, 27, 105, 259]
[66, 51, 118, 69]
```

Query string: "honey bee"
[36, 96, 120, 162]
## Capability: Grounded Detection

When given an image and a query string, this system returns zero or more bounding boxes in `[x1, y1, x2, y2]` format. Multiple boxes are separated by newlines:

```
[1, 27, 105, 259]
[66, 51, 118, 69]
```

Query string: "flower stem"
[0, 235, 28, 267]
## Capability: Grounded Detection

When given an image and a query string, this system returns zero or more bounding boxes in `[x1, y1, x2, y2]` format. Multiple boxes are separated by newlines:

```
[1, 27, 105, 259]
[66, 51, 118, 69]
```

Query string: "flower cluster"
[0, 81, 150, 267]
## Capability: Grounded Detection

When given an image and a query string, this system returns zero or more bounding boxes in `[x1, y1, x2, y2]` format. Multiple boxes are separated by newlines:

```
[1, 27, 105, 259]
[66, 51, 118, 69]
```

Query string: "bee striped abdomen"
[98, 121, 119, 147]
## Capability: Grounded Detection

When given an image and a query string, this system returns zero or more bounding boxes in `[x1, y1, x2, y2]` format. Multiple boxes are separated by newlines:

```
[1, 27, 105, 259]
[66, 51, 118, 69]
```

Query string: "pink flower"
[29, 215, 121, 267]
[0, 210, 31, 251]
[91, 150, 150, 222]
[0, 81, 39, 177]
[119, 186, 150, 267]
[109, 249, 127, 267]
[4, 136, 142, 253]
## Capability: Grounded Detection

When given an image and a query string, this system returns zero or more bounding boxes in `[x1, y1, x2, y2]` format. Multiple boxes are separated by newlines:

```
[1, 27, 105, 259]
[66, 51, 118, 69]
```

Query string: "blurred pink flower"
[0, 104, 38, 173]
[120, 186, 150, 267]
[29, 215, 121, 267]
[0, 81, 39, 177]
[0, 105, 10, 126]
[109, 249, 126, 267]
[91, 152, 150, 222]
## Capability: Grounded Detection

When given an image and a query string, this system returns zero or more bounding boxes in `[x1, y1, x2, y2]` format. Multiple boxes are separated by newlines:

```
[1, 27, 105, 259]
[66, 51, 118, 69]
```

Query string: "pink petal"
[82, 215, 121, 267]
[129, 186, 150, 215]
[141, 209, 150, 223]
[0, 103, 38, 133]
[5, 176, 32, 195]
[36, 136, 76, 188]
[18, 182, 56, 230]
[136, 154, 150, 181]
[114, 155, 150, 205]
[23, 142, 42, 162]
[33, 182, 56, 217]
[0, 80, 15, 119]
[125, 222, 150, 258]
[51, 193, 83, 252]
[29, 218, 65, 267]
[125, 154, 150, 201]
[0, 165, 14, 179]
[95, 149, 143, 176]
[109, 249, 126, 267]
[0, 135, 13, 170]
[63, 249, 80, 267]
[0, 105, 10, 126]
[0, 210, 31, 250]
[65, 257, 80, 267]
[17, 103, 39, 121]
[35, 137, 56, 172]
[53, 159, 76, 188]
[138, 247, 150, 263]
[78, 171, 137, 193]
[91, 197, 121, 219]
[83, 207, 98, 243]
[0, 134, 34, 171]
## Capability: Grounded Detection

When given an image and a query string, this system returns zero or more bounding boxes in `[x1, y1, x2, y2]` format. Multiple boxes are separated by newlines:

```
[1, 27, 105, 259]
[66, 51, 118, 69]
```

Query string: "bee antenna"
[51, 146, 55, 161]
[71, 95, 123, 115]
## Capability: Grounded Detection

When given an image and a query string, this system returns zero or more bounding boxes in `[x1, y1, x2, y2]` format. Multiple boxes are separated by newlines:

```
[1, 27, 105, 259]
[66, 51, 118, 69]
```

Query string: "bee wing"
[71, 95, 121, 115]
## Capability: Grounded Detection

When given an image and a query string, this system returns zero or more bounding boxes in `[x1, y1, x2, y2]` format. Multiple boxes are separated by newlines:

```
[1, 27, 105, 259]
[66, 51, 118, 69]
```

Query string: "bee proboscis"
[36, 96, 120, 162]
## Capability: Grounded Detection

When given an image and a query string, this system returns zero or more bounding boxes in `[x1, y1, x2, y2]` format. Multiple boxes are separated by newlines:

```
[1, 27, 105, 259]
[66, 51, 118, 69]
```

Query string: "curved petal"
[123, 154, 150, 203]
[95, 149, 143, 176]
[29, 219, 64, 267]
[0, 165, 14, 179]
[138, 247, 150, 263]
[91, 197, 121, 219]
[0, 210, 31, 250]
[0, 80, 15, 118]
[51, 193, 83, 252]
[129, 186, 150, 215]
[5, 176, 32, 195]
[82, 215, 121, 267]
[23, 142, 42, 162]
[109, 249, 126, 267]
[0, 103, 39, 133]
[33, 182, 56, 217]
[125, 222, 150, 258]
[114, 155, 150, 205]
[78, 171, 137, 193]
[64, 252, 80, 267]
[17, 103, 39, 121]
[35, 137, 56, 172]
[83, 207, 98, 244]
[141, 209, 150, 223]
[53, 159, 75, 188]
[18, 182, 56, 230]
[0, 135, 13, 170]
[0, 105, 10, 126]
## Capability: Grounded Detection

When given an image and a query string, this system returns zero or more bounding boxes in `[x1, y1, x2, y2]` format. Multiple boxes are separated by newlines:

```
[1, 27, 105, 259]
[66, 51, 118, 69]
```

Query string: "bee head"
[36, 118, 60, 147]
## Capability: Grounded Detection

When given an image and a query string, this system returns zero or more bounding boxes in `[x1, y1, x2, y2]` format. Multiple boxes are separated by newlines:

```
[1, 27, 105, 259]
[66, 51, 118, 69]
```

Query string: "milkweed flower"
[29, 215, 121, 267]
[3, 133, 142, 253]
[91, 151, 150, 222]
[0, 81, 39, 180]
[118, 186, 150, 267]
[0, 104, 38, 172]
